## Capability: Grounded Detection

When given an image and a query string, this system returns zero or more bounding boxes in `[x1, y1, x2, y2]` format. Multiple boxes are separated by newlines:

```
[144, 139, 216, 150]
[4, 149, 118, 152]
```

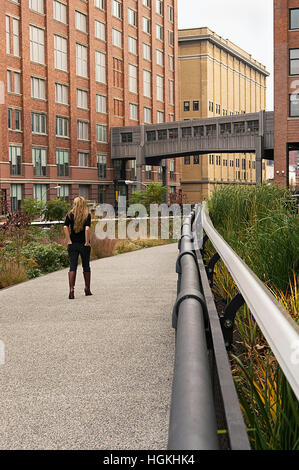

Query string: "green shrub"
[21, 242, 69, 273]
[21, 199, 45, 221]
[43, 199, 70, 221]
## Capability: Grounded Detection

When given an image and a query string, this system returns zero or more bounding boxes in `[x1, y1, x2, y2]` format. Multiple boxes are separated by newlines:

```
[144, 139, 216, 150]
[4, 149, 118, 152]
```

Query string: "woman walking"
[64, 196, 92, 299]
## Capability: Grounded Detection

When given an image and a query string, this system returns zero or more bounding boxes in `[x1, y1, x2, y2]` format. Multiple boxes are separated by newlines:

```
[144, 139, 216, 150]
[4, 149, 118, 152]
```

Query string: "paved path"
[0, 243, 178, 450]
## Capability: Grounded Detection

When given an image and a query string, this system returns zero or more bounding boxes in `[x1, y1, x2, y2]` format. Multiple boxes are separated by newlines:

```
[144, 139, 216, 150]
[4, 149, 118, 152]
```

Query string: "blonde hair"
[71, 197, 89, 233]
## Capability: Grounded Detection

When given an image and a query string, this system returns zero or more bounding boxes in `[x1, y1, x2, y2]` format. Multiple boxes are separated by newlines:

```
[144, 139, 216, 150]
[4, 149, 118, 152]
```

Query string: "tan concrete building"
[178, 27, 270, 203]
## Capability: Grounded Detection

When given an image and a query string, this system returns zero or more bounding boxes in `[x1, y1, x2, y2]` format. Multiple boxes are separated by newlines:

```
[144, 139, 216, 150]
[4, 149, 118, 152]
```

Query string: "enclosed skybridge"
[111, 110, 274, 185]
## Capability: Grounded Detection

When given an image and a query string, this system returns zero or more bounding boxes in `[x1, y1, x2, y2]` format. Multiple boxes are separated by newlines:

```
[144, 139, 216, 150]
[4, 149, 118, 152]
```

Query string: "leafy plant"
[43, 198, 70, 221]
[21, 199, 45, 221]
[129, 182, 167, 213]
[21, 242, 69, 273]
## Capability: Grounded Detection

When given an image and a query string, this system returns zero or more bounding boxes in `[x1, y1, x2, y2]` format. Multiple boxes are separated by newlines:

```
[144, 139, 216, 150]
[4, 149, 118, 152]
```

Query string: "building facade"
[274, 0, 299, 191]
[0, 0, 179, 213]
[178, 28, 269, 203]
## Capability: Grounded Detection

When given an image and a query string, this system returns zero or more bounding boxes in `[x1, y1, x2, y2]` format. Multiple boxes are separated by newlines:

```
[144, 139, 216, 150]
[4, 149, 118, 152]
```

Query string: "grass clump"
[206, 184, 299, 449]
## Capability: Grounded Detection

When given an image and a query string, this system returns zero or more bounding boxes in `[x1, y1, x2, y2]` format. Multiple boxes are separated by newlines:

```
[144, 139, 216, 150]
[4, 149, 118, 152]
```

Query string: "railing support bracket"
[206, 252, 220, 287]
[220, 292, 245, 350]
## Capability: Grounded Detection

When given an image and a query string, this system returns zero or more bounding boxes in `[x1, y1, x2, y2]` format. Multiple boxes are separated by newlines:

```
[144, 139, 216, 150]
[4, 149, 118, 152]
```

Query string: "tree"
[129, 182, 167, 213]
[21, 199, 45, 221]
[43, 198, 70, 221]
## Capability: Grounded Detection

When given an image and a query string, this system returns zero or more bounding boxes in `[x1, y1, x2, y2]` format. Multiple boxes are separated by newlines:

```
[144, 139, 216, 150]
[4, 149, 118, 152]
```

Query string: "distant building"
[274, 0, 299, 191]
[178, 27, 269, 203]
[0, 0, 179, 212]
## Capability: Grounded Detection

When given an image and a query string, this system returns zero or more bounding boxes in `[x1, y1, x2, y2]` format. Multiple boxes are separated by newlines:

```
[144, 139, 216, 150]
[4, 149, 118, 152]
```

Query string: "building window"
[168, 5, 174, 22]
[95, 0, 105, 10]
[97, 154, 107, 178]
[147, 130, 156, 141]
[78, 152, 89, 167]
[169, 80, 174, 105]
[96, 124, 107, 142]
[129, 103, 138, 121]
[247, 120, 259, 132]
[157, 110, 164, 123]
[182, 127, 192, 138]
[54, 35, 68, 71]
[6, 16, 19, 56]
[78, 120, 89, 140]
[143, 43, 151, 61]
[121, 132, 133, 143]
[56, 116, 69, 137]
[290, 94, 299, 117]
[184, 156, 190, 165]
[55, 83, 68, 104]
[215, 104, 221, 114]
[34, 184, 48, 202]
[156, 75, 164, 102]
[157, 129, 167, 140]
[209, 155, 214, 164]
[56, 150, 69, 177]
[234, 122, 245, 134]
[169, 160, 175, 180]
[128, 8, 137, 26]
[194, 155, 200, 164]
[128, 36, 137, 55]
[114, 99, 124, 117]
[57, 184, 69, 201]
[96, 51, 106, 83]
[220, 123, 232, 135]
[98, 185, 106, 204]
[209, 101, 213, 112]
[194, 126, 204, 137]
[76, 44, 88, 78]
[32, 112, 47, 134]
[112, 0, 122, 19]
[96, 94, 107, 113]
[142, 17, 151, 34]
[113, 57, 123, 88]
[156, 24, 163, 41]
[143, 70, 151, 98]
[206, 125, 216, 136]
[95, 20, 106, 41]
[142, 0, 150, 7]
[75, 11, 87, 33]
[193, 101, 199, 111]
[290, 9, 299, 30]
[169, 54, 174, 71]
[33, 148, 47, 177]
[156, 49, 164, 66]
[31, 76, 46, 99]
[144, 107, 152, 124]
[184, 101, 190, 112]
[9, 146, 22, 176]
[7, 70, 21, 94]
[169, 128, 178, 139]
[290, 49, 299, 75]
[53, 1, 67, 24]
[30, 25, 45, 64]
[8, 108, 22, 131]
[30, 0, 44, 14]
[112, 28, 122, 48]
[168, 30, 174, 47]
[145, 165, 152, 180]
[129, 64, 138, 93]
[10, 184, 22, 211]
[77, 89, 88, 109]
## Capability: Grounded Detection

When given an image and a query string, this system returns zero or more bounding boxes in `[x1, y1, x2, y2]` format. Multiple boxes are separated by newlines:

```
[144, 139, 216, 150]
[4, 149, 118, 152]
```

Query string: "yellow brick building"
[178, 28, 269, 202]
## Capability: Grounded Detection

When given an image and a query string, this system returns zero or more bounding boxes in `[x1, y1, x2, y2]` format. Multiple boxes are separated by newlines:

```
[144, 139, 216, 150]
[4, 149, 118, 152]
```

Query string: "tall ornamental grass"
[208, 184, 299, 291]
[207, 184, 299, 449]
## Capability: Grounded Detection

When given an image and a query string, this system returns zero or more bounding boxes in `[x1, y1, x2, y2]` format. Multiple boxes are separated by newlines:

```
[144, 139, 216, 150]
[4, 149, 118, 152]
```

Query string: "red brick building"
[274, 0, 299, 190]
[0, 0, 179, 212]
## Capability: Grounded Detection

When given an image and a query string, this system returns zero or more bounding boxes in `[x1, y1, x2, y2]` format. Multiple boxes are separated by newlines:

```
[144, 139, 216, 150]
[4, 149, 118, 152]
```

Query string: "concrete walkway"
[0, 243, 178, 450]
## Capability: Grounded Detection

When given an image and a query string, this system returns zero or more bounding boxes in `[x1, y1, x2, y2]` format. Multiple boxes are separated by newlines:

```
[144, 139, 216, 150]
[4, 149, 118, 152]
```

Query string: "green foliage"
[208, 184, 299, 291]
[21, 199, 45, 221]
[21, 242, 69, 273]
[129, 182, 167, 213]
[43, 198, 70, 221]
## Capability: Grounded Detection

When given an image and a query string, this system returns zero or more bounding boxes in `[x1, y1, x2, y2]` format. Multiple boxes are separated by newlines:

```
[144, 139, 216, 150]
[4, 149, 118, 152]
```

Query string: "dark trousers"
[68, 243, 91, 272]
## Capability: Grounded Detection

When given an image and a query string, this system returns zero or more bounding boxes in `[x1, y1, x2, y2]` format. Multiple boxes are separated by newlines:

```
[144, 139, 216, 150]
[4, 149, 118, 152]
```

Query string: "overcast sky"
[177, 0, 274, 110]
